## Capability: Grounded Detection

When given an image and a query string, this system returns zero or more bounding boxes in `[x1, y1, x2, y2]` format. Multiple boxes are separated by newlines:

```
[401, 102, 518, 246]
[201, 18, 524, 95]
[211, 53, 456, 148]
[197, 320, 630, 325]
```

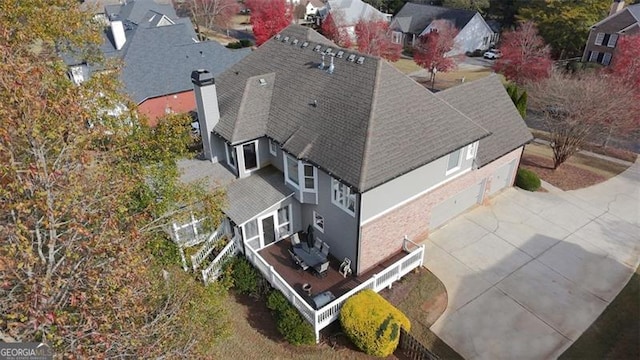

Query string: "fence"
[191, 220, 228, 271]
[398, 328, 440, 360]
[202, 235, 239, 284]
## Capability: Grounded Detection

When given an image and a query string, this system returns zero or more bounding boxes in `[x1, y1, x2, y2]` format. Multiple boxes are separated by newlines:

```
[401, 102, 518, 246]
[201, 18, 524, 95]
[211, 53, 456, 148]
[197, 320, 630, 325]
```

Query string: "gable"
[393, 2, 477, 35]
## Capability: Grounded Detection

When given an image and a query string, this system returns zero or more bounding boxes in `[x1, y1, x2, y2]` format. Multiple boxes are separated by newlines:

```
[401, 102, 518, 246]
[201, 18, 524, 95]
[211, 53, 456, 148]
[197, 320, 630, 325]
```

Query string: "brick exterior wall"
[137, 90, 196, 126]
[358, 147, 523, 274]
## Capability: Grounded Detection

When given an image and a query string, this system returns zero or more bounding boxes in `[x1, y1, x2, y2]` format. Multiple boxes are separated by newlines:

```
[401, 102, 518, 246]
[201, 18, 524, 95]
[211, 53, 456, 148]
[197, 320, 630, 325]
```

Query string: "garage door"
[430, 181, 484, 230]
[489, 160, 516, 195]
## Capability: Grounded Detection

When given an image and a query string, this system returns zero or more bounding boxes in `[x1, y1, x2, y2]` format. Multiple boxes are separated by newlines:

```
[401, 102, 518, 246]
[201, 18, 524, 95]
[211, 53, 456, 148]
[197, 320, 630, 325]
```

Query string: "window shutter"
[589, 51, 598, 62]
[608, 34, 619, 47]
[594, 32, 605, 46]
[603, 52, 612, 65]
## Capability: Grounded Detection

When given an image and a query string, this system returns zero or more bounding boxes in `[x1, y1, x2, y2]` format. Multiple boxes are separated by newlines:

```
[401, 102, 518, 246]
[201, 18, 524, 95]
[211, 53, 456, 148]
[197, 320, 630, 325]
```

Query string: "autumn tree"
[354, 19, 402, 61]
[413, 20, 459, 89]
[518, 0, 610, 58]
[246, 0, 292, 45]
[1, 0, 228, 356]
[442, 0, 489, 12]
[493, 22, 552, 85]
[608, 33, 640, 89]
[183, 0, 239, 39]
[321, 12, 352, 48]
[526, 70, 640, 168]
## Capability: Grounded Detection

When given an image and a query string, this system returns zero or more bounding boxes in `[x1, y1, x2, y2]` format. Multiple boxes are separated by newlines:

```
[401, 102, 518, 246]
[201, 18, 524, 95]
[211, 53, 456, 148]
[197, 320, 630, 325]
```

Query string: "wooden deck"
[258, 238, 407, 307]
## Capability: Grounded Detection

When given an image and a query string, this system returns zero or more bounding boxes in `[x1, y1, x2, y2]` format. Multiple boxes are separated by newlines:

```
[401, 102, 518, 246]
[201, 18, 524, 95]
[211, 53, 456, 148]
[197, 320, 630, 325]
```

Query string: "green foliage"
[267, 290, 315, 345]
[227, 257, 262, 296]
[340, 289, 411, 357]
[515, 168, 541, 191]
[505, 83, 528, 119]
[226, 39, 253, 49]
[147, 235, 182, 266]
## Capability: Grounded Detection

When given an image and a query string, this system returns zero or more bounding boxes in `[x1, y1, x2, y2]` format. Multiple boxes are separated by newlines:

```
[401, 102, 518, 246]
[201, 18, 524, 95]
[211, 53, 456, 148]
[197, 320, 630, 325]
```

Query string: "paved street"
[422, 160, 640, 360]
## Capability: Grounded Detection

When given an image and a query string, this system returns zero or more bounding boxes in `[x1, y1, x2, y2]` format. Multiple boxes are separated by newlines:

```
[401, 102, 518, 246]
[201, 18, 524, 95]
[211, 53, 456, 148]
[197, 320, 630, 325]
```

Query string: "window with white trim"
[446, 149, 462, 174]
[302, 164, 316, 192]
[242, 141, 258, 172]
[277, 206, 291, 238]
[269, 139, 277, 156]
[244, 219, 258, 241]
[331, 178, 356, 215]
[594, 32, 605, 46]
[391, 31, 402, 44]
[466, 142, 478, 160]
[607, 33, 618, 47]
[225, 143, 236, 169]
[313, 211, 324, 233]
[284, 154, 299, 188]
[589, 50, 599, 62]
[602, 52, 612, 65]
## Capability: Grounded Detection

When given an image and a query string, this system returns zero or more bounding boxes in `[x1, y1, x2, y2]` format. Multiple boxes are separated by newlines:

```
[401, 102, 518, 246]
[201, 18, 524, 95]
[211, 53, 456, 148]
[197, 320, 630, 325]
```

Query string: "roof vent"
[259, 78, 267, 86]
[336, 50, 344, 58]
[301, 41, 309, 48]
[283, 36, 289, 42]
[275, 34, 282, 40]
[347, 54, 356, 62]
[325, 47, 333, 54]
[292, 39, 299, 45]
[357, 56, 365, 64]
[313, 44, 322, 52]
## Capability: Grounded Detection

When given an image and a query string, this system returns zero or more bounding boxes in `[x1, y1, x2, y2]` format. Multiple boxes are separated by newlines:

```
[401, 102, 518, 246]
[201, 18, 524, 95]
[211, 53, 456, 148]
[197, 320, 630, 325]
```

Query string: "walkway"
[421, 160, 640, 359]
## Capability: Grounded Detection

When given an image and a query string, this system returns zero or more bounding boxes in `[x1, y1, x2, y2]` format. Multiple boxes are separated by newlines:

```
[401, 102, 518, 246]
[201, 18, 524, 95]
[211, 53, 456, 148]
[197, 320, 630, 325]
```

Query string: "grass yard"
[381, 268, 464, 360]
[559, 266, 639, 360]
[521, 142, 631, 190]
[391, 58, 423, 74]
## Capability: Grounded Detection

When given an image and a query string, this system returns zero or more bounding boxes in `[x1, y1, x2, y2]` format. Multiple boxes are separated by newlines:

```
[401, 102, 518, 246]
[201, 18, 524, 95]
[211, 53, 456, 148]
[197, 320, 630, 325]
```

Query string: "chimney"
[191, 69, 220, 162]
[111, 21, 126, 50]
[609, 0, 625, 16]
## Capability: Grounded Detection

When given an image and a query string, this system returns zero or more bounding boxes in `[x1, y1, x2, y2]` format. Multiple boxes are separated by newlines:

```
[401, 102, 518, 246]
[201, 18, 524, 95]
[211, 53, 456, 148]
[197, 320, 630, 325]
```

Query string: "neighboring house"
[390, 2, 497, 55]
[320, 0, 391, 41]
[65, 0, 249, 125]
[306, 0, 327, 18]
[189, 24, 531, 279]
[582, 0, 640, 65]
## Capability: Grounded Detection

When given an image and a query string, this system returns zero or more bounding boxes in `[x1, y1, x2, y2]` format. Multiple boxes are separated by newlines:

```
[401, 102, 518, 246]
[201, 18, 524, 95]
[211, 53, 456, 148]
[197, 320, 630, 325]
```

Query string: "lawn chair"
[314, 261, 329, 278]
[320, 243, 330, 257]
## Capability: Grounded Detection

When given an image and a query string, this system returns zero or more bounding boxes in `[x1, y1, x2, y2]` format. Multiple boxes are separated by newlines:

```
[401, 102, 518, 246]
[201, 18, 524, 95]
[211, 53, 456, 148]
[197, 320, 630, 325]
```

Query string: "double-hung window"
[302, 164, 316, 192]
[446, 149, 462, 175]
[277, 206, 291, 238]
[331, 178, 356, 216]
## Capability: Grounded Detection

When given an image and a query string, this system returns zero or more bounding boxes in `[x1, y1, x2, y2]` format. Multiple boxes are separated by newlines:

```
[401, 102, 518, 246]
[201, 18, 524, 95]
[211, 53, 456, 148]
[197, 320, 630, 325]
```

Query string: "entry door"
[261, 216, 275, 247]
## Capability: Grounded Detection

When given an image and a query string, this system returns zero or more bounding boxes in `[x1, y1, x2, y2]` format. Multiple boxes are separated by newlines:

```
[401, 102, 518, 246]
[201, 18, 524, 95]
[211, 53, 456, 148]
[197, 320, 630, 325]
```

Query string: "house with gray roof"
[319, 0, 391, 41]
[185, 23, 530, 276]
[390, 2, 496, 55]
[66, 0, 249, 124]
[582, 0, 640, 65]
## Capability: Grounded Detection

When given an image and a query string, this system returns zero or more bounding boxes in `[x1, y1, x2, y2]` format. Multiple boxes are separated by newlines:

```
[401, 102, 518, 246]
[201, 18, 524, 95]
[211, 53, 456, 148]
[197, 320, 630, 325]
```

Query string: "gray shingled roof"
[392, 2, 477, 34]
[226, 167, 294, 225]
[436, 75, 533, 167]
[211, 25, 490, 192]
[98, 1, 249, 104]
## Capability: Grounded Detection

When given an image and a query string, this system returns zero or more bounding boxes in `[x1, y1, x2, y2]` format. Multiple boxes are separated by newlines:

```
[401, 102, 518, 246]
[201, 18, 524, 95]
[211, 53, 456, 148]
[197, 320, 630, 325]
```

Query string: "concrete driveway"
[422, 160, 640, 360]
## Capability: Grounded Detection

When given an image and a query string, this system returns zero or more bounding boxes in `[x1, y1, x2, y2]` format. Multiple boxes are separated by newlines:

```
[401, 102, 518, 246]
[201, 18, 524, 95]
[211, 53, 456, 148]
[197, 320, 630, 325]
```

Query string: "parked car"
[484, 49, 502, 60]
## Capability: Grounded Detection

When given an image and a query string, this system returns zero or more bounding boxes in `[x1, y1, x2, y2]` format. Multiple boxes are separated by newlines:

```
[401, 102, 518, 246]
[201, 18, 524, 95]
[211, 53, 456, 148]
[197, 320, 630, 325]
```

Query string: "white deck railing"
[242, 236, 425, 343]
[191, 221, 228, 272]
[202, 237, 239, 284]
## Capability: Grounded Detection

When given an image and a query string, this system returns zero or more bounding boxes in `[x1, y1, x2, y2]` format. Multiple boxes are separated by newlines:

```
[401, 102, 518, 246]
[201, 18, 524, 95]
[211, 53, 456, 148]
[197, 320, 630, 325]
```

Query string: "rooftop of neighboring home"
[69, 0, 249, 104]
[203, 25, 531, 193]
[323, 0, 388, 26]
[392, 2, 478, 34]
[592, 1, 640, 33]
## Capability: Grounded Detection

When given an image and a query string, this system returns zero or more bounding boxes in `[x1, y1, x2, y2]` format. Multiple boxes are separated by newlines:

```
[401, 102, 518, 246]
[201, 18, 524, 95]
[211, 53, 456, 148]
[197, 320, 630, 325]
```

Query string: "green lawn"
[559, 266, 639, 359]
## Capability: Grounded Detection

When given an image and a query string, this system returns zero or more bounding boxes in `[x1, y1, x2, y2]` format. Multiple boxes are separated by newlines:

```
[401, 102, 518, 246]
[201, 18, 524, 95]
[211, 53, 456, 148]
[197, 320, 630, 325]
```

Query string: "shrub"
[267, 290, 315, 345]
[402, 46, 414, 57]
[515, 168, 541, 191]
[228, 257, 260, 296]
[339, 289, 411, 357]
[226, 39, 253, 49]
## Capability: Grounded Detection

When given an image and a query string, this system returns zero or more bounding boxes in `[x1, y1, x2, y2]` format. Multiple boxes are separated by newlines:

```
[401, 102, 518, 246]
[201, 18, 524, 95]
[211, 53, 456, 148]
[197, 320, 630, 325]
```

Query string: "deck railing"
[191, 221, 228, 272]
[242, 236, 425, 343]
[202, 235, 239, 284]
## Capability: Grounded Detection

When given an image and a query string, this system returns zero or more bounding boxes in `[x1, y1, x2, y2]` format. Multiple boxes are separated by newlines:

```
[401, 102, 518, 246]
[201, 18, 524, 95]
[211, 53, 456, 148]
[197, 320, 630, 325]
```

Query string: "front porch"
[258, 238, 407, 307]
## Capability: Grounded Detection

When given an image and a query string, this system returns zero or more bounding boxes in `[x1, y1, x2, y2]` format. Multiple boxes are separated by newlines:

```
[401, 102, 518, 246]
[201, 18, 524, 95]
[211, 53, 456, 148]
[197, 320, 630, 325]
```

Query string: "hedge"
[340, 289, 411, 357]
[266, 291, 315, 345]
[515, 168, 541, 191]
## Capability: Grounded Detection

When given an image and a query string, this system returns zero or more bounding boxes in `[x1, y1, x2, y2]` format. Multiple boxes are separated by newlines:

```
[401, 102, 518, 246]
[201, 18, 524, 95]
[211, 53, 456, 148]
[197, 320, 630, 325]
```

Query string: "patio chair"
[321, 243, 330, 257]
[290, 233, 301, 247]
[314, 238, 322, 250]
[288, 249, 309, 271]
[314, 261, 329, 278]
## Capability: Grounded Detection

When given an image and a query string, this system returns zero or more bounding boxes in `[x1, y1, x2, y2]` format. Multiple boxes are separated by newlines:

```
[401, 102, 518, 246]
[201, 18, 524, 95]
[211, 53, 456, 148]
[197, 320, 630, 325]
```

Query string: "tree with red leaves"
[354, 19, 402, 61]
[494, 22, 553, 85]
[321, 12, 352, 48]
[413, 20, 458, 89]
[246, 0, 292, 46]
[608, 33, 640, 89]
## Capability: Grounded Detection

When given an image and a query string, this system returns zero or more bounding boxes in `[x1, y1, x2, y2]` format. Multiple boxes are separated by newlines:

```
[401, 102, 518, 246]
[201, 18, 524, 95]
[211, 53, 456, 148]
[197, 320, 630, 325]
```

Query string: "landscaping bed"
[521, 143, 632, 190]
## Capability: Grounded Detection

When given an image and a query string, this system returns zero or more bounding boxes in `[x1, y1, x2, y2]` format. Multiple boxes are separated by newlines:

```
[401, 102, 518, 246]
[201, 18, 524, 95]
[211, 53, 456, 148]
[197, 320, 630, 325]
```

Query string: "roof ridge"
[358, 58, 383, 191]
[432, 77, 493, 137]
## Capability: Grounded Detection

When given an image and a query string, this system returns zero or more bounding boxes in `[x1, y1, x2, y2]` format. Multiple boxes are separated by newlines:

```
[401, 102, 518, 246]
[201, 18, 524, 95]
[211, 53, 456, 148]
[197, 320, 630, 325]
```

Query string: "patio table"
[293, 243, 327, 268]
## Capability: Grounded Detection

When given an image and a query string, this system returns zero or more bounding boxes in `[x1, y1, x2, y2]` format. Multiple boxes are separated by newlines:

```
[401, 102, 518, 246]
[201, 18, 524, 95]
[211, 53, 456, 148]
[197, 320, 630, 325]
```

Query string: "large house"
[390, 2, 496, 55]
[582, 0, 640, 65]
[319, 0, 391, 41]
[189, 23, 530, 274]
[66, 0, 249, 125]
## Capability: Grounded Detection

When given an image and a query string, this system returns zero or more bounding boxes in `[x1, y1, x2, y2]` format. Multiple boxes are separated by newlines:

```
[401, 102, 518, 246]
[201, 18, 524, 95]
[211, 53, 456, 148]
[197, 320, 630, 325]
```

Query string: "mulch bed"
[520, 153, 608, 191]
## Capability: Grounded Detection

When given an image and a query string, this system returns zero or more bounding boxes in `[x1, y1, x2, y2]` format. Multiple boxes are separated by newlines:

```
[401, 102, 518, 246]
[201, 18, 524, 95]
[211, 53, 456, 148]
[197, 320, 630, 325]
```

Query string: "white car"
[483, 49, 502, 60]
